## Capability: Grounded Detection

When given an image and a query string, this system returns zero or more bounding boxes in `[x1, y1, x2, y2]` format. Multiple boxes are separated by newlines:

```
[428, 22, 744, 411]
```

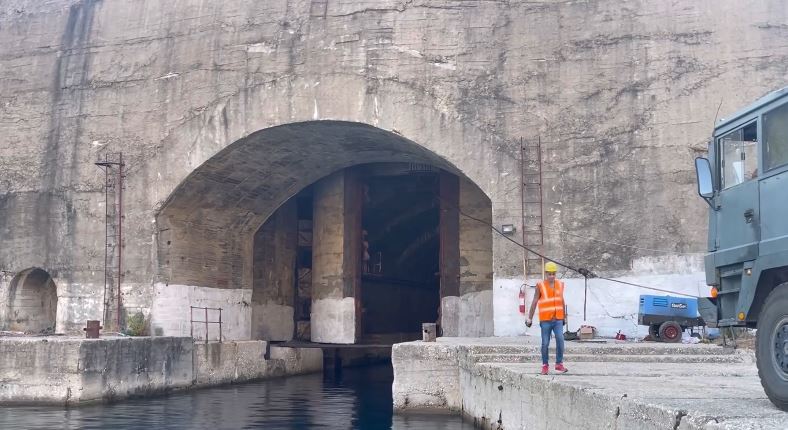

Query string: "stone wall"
[2, 0, 788, 334]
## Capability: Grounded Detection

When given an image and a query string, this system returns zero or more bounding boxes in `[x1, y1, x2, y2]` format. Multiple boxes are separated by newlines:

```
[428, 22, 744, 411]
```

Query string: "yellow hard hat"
[544, 261, 558, 273]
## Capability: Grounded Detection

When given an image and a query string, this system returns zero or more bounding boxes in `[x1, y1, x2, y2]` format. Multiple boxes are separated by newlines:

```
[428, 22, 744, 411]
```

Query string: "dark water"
[0, 366, 472, 430]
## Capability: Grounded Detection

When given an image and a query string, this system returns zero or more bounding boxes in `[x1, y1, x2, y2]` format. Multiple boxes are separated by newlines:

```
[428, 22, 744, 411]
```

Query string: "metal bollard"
[422, 323, 437, 342]
[84, 320, 102, 338]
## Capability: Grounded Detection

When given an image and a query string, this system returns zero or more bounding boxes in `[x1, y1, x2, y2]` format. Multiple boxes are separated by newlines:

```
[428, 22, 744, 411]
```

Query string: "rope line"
[433, 194, 702, 298]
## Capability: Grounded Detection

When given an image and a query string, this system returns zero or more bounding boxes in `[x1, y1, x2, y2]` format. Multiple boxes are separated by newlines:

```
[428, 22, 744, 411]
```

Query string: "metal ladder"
[520, 137, 545, 281]
[95, 152, 124, 332]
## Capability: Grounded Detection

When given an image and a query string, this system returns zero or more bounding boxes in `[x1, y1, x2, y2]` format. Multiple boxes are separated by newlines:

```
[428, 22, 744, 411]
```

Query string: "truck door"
[716, 121, 760, 266]
[759, 101, 788, 257]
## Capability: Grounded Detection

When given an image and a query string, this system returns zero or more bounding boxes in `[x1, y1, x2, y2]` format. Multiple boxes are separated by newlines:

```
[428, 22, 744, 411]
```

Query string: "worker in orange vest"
[526, 261, 568, 375]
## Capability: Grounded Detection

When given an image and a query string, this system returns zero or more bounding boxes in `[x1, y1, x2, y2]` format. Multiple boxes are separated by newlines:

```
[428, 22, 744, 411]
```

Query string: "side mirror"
[695, 157, 714, 199]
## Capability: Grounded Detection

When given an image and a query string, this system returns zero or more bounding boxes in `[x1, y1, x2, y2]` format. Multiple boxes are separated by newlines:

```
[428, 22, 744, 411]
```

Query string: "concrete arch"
[153, 119, 495, 341]
[147, 74, 502, 214]
[157, 121, 469, 286]
[2, 268, 58, 334]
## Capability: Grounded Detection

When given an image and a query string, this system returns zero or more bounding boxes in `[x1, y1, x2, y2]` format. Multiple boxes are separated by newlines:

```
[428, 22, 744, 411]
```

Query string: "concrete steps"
[464, 343, 737, 356]
[469, 353, 750, 364]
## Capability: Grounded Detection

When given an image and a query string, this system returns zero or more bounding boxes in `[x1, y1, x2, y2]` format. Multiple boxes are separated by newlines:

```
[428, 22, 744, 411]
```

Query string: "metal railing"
[189, 306, 223, 343]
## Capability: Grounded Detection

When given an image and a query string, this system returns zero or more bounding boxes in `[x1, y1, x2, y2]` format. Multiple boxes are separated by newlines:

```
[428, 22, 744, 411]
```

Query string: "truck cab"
[695, 86, 788, 410]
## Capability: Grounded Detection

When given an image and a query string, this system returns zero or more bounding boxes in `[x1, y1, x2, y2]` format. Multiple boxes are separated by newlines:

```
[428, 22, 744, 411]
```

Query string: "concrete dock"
[0, 336, 322, 405]
[392, 337, 788, 430]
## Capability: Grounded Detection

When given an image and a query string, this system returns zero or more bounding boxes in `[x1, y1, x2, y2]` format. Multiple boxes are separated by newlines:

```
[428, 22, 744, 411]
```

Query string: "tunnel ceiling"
[158, 121, 463, 233]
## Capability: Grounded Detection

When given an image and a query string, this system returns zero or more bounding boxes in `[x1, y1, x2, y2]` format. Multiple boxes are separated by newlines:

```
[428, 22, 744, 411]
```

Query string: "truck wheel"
[648, 325, 659, 339]
[658, 321, 682, 343]
[756, 283, 788, 411]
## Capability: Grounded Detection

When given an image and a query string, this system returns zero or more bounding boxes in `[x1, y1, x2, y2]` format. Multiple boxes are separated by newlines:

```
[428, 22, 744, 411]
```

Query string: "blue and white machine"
[638, 295, 705, 343]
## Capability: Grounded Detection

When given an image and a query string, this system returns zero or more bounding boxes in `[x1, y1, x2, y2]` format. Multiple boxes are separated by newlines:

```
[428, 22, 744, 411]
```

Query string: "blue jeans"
[540, 320, 565, 365]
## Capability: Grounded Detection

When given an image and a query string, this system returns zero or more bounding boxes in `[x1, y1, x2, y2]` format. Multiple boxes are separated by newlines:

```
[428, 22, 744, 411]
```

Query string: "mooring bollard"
[84, 320, 102, 338]
[422, 323, 437, 342]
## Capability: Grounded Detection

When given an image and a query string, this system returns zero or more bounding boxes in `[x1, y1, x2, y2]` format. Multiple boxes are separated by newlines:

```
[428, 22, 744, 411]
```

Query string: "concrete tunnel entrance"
[155, 121, 493, 344]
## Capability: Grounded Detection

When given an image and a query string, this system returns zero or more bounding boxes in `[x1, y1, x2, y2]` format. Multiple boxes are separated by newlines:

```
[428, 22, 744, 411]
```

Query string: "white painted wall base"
[310, 297, 355, 344]
[441, 296, 460, 336]
[47, 281, 102, 334]
[151, 283, 252, 340]
[494, 271, 706, 338]
[458, 290, 494, 337]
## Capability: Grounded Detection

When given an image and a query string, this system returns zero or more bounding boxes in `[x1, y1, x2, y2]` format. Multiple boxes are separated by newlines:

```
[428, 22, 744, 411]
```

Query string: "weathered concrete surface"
[458, 177, 494, 337]
[0, 337, 322, 405]
[193, 341, 322, 387]
[251, 199, 297, 342]
[2, 0, 788, 337]
[0, 336, 193, 405]
[150, 283, 251, 340]
[311, 170, 359, 344]
[393, 337, 787, 429]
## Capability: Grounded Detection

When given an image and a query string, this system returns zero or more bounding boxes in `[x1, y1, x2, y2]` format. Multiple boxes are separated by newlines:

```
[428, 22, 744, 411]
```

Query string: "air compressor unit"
[638, 295, 705, 343]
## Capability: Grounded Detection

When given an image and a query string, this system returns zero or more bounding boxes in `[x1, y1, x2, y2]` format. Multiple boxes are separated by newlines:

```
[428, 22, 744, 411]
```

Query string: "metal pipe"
[102, 164, 109, 327]
[117, 153, 123, 330]
[537, 136, 545, 280]
[520, 137, 527, 282]
[204, 307, 209, 344]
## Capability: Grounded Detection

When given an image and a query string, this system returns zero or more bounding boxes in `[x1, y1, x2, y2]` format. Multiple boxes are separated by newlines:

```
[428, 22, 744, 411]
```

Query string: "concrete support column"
[439, 171, 461, 336]
[311, 170, 361, 344]
[251, 199, 297, 341]
[458, 178, 494, 336]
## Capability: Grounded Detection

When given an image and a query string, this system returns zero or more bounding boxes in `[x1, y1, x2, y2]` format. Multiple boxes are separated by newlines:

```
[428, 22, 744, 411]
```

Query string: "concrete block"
[310, 297, 355, 344]
[0, 337, 193, 405]
[269, 346, 323, 374]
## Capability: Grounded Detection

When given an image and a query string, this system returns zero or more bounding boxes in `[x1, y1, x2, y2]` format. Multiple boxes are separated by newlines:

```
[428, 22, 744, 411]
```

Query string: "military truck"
[695, 87, 788, 411]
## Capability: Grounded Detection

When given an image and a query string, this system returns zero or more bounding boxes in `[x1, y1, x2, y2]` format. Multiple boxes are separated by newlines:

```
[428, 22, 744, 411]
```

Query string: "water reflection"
[0, 365, 471, 429]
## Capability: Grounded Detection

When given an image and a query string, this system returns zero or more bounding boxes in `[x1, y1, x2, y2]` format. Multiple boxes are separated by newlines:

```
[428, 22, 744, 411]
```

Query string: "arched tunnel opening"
[3, 268, 57, 334]
[155, 121, 493, 346]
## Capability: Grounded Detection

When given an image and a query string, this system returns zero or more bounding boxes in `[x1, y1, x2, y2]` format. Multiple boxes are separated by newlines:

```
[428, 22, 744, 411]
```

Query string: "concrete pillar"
[459, 178, 494, 336]
[439, 171, 461, 336]
[310, 170, 361, 344]
[251, 199, 297, 341]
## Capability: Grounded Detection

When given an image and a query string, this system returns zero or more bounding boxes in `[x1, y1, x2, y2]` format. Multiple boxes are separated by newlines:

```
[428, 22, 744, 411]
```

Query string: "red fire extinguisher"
[518, 285, 526, 314]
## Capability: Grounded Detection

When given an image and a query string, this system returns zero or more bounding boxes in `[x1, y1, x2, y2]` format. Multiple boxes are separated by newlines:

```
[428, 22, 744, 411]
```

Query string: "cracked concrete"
[1, 0, 788, 335]
[393, 337, 788, 429]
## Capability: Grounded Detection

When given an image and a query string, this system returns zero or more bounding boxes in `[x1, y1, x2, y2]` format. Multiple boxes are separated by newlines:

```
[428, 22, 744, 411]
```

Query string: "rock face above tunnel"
[1, 0, 788, 333]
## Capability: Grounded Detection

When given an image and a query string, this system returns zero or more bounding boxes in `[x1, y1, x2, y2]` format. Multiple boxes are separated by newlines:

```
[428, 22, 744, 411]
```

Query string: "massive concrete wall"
[1, 0, 787, 333]
[251, 199, 297, 341]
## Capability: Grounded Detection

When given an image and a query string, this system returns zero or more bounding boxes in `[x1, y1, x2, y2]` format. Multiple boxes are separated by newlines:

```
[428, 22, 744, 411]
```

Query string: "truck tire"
[658, 321, 682, 343]
[756, 283, 788, 411]
[648, 325, 659, 339]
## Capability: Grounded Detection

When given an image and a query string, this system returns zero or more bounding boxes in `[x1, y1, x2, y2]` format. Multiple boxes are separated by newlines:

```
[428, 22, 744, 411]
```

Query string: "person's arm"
[526, 287, 540, 326]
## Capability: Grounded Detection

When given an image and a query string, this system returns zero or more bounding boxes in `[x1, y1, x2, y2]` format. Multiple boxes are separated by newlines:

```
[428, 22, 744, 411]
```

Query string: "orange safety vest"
[537, 279, 565, 321]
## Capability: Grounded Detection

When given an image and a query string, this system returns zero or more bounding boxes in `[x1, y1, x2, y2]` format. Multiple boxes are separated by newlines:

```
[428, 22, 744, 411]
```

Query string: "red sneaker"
[541, 364, 549, 375]
[554, 363, 568, 373]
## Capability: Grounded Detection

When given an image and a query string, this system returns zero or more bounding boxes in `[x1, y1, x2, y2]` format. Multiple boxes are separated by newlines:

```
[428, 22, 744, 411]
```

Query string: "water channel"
[0, 365, 471, 429]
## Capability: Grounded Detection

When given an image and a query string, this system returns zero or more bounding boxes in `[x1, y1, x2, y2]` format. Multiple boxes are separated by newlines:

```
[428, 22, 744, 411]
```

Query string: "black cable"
[433, 193, 701, 298]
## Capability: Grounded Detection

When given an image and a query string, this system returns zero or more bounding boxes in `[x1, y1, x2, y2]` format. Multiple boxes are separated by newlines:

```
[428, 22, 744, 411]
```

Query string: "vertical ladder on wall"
[520, 137, 545, 281]
[95, 152, 124, 332]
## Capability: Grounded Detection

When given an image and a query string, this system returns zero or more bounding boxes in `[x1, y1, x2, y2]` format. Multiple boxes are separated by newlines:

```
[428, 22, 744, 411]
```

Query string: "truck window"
[720, 122, 758, 188]
[764, 102, 788, 172]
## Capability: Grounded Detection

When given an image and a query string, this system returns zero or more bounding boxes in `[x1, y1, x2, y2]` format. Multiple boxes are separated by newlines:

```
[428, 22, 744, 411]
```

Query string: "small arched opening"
[4, 268, 58, 334]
